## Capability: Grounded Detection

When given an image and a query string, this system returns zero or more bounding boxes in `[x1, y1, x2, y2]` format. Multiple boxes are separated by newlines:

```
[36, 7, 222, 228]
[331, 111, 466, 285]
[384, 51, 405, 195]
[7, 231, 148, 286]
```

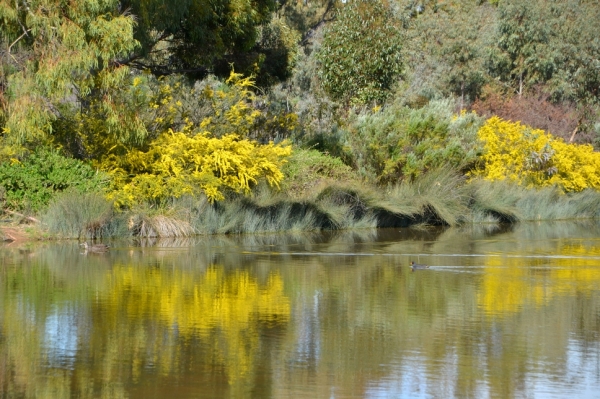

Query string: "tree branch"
[7, 30, 31, 64]
[127, 60, 210, 77]
[300, 0, 337, 46]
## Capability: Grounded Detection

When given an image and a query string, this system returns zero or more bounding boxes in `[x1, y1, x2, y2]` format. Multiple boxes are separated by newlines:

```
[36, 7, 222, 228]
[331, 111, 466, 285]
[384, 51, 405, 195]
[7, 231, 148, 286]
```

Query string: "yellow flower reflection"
[103, 265, 290, 386]
[479, 244, 600, 316]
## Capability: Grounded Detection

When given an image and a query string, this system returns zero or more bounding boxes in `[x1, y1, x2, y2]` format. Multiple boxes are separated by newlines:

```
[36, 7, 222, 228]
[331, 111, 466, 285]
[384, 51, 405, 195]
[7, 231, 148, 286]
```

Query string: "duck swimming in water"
[410, 261, 429, 271]
[80, 242, 110, 253]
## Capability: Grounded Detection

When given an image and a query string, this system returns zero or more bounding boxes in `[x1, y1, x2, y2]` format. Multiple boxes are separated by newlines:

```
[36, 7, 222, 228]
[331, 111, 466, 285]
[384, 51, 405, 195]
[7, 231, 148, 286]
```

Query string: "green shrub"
[282, 148, 361, 197]
[344, 99, 484, 183]
[0, 148, 109, 212]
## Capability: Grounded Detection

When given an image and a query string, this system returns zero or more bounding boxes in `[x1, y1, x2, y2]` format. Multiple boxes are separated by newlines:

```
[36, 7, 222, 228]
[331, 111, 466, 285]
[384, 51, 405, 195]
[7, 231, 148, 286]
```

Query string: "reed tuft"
[43, 191, 122, 239]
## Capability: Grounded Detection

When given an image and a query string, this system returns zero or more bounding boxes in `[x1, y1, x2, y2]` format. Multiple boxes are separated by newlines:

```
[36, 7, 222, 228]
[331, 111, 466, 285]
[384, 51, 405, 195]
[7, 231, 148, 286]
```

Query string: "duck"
[410, 261, 429, 271]
[80, 242, 110, 253]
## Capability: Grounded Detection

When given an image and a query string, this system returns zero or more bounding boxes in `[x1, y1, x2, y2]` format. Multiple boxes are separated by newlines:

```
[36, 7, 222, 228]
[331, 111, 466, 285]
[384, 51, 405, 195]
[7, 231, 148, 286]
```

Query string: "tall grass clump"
[183, 193, 327, 234]
[516, 188, 600, 221]
[126, 197, 197, 237]
[387, 168, 471, 226]
[467, 179, 600, 222]
[173, 182, 380, 235]
[128, 212, 195, 238]
[311, 183, 380, 229]
[467, 179, 523, 223]
[43, 191, 122, 239]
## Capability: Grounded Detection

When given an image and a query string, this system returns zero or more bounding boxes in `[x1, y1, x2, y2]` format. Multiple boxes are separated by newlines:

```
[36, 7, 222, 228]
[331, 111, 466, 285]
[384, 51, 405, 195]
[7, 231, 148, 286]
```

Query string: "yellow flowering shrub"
[475, 116, 600, 192]
[104, 131, 291, 207]
[147, 71, 293, 140]
[100, 72, 292, 207]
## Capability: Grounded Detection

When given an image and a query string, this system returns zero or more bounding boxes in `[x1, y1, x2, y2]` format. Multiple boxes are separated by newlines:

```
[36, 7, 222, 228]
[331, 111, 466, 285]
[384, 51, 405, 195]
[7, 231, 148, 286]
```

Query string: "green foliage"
[0, 0, 141, 154]
[545, 1, 600, 107]
[343, 100, 484, 183]
[395, 0, 600, 121]
[281, 149, 361, 197]
[121, 0, 276, 80]
[247, 15, 302, 87]
[279, 0, 337, 35]
[488, 1, 556, 95]
[317, 0, 402, 104]
[52, 69, 155, 161]
[133, 72, 298, 144]
[0, 148, 108, 212]
[488, 0, 600, 108]
[398, 0, 495, 106]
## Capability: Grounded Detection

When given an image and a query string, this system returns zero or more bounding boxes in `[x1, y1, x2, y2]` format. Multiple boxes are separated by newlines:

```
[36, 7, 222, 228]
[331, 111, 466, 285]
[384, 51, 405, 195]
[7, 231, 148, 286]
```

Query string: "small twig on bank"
[4, 209, 41, 224]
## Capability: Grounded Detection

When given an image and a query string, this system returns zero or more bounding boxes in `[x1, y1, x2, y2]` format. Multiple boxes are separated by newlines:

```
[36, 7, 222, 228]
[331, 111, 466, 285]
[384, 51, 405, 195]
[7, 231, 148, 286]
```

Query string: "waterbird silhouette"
[80, 242, 110, 253]
[410, 261, 429, 271]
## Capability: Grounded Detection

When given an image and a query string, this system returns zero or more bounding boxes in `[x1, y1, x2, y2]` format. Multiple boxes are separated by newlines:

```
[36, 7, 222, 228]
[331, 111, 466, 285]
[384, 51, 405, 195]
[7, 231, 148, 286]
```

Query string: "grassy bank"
[27, 166, 600, 240]
[3, 148, 600, 241]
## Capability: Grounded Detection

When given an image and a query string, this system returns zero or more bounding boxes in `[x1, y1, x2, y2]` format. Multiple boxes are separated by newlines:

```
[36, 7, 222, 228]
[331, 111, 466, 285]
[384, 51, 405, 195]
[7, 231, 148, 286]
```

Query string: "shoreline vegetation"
[2, 1, 600, 242]
[3, 165, 600, 242]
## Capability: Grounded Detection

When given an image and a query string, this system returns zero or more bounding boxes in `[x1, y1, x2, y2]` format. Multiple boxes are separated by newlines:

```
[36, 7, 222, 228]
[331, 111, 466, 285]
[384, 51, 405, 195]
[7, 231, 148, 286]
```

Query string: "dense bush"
[104, 131, 291, 207]
[317, 0, 402, 104]
[474, 117, 600, 192]
[281, 148, 361, 197]
[0, 148, 108, 212]
[342, 100, 484, 183]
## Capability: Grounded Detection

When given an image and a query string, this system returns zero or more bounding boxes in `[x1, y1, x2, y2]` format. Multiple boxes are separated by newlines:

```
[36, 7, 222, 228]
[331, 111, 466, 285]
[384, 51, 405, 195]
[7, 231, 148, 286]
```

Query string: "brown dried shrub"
[470, 86, 591, 144]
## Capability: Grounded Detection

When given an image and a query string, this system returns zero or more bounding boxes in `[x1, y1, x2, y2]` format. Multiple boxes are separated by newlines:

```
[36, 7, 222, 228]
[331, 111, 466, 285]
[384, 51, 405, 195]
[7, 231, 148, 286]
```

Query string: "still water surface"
[2, 222, 600, 398]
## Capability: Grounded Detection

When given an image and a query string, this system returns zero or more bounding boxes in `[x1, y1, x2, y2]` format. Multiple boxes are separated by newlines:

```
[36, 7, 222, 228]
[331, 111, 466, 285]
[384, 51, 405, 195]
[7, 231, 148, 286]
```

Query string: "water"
[2, 221, 600, 398]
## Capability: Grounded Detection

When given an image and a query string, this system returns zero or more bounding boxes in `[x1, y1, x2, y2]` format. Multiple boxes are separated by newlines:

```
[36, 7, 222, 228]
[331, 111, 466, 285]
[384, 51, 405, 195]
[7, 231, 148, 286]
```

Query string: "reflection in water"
[479, 239, 600, 316]
[43, 305, 79, 369]
[100, 264, 290, 390]
[1, 221, 600, 398]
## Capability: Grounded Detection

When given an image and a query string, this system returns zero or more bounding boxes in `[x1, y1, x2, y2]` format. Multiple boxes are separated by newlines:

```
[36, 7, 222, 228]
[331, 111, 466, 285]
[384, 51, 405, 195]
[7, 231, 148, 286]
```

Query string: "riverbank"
[5, 172, 600, 242]
[0, 226, 29, 242]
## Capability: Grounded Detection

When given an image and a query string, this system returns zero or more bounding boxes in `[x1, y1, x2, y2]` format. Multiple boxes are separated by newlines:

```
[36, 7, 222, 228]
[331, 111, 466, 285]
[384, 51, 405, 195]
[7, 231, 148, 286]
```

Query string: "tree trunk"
[569, 126, 578, 143]
[460, 81, 465, 111]
[519, 71, 523, 97]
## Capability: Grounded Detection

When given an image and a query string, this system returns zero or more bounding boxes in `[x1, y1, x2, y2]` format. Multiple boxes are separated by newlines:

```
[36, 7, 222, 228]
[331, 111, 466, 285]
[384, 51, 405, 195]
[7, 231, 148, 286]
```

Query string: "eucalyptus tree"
[316, 0, 403, 105]
[0, 0, 142, 157]
[120, 0, 279, 81]
[545, 0, 600, 107]
[487, 0, 557, 97]
[488, 0, 600, 134]
[399, 0, 496, 108]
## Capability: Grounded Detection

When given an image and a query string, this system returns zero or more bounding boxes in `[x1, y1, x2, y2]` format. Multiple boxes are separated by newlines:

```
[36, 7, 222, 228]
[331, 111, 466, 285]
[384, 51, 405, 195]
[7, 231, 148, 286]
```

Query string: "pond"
[1, 221, 600, 398]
